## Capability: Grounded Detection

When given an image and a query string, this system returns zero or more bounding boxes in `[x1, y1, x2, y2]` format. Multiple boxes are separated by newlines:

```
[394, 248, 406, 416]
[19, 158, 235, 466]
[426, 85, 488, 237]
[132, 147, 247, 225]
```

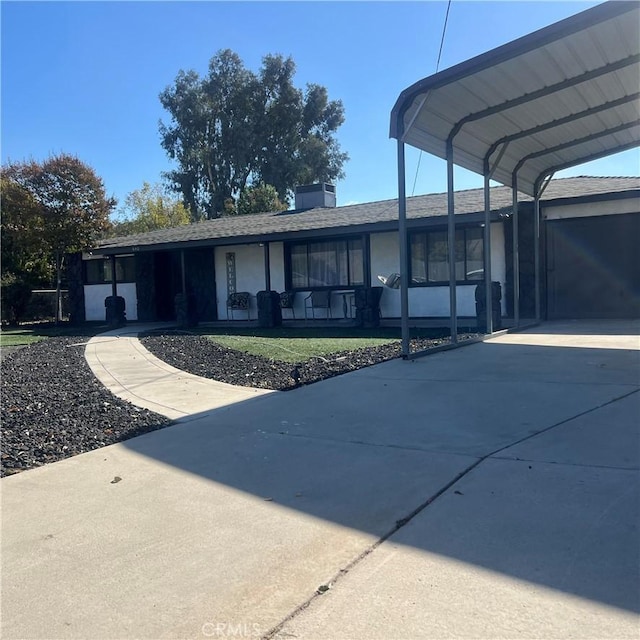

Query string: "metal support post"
[447, 140, 458, 343]
[512, 181, 520, 328]
[483, 174, 493, 334]
[534, 195, 541, 322]
[397, 140, 410, 358]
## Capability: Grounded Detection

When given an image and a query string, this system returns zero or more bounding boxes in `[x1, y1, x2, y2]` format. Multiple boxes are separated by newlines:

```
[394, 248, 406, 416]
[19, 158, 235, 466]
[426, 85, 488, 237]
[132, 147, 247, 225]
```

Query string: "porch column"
[263, 242, 271, 291]
[446, 139, 458, 344]
[180, 250, 186, 294]
[110, 255, 118, 298]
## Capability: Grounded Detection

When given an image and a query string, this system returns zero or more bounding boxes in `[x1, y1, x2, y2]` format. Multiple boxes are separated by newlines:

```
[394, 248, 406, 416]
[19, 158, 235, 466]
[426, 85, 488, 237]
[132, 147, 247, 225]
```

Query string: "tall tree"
[1, 155, 114, 322]
[236, 182, 287, 216]
[0, 172, 48, 324]
[160, 51, 261, 220]
[159, 50, 348, 220]
[1, 171, 48, 284]
[109, 182, 190, 236]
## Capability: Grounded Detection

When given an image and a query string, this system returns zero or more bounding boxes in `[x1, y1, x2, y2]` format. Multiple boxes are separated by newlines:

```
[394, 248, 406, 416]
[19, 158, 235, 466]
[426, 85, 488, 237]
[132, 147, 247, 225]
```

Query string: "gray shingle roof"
[96, 176, 639, 252]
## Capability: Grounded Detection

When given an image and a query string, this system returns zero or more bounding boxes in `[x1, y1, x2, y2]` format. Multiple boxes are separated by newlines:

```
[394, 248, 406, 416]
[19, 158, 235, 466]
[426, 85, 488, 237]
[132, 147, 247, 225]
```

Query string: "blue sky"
[2, 1, 637, 215]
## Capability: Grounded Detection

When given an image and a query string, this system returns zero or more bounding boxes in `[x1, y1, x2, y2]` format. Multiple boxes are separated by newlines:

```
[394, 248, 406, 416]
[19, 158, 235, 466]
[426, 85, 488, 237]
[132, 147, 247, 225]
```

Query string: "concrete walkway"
[2, 320, 639, 639]
[84, 324, 275, 420]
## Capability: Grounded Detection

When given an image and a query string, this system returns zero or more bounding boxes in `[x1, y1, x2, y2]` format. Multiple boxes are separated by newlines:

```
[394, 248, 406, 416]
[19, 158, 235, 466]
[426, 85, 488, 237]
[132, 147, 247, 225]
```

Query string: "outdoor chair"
[226, 292, 251, 320]
[304, 290, 332, 319]
[279, 291, 297, 319]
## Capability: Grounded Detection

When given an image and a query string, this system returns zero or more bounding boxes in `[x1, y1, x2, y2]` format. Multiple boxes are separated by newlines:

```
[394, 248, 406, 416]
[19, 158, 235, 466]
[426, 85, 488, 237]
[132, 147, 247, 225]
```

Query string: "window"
[85, 256, 135, 284]
[287, 238, 365, 289]
[410, 227, 484, 284]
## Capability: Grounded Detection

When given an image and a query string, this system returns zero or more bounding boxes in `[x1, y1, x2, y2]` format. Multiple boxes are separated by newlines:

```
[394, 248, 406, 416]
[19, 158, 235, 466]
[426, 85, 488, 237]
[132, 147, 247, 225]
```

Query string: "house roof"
[95, 176, 639, 254]
[390, 1, 640, 196]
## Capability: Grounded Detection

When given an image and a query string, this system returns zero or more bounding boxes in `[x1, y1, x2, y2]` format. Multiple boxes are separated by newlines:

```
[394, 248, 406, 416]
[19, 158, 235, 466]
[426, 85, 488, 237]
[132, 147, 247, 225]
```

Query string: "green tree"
[236, 182, 287, 216]
[1, 155, 115, 323]
[1, 171, 49, 283]
[159, 49, 348, 220]
[256, 58, 348, 202]
[110, 182, 190, 236]
[0, 172, 47, 324]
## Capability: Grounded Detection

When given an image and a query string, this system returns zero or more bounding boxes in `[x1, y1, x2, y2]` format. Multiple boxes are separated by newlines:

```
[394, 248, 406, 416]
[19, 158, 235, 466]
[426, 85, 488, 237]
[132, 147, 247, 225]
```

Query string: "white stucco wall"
[369, 223, 507, 317]
[84, 283, 138, 321]
[214, 243, 286, 319]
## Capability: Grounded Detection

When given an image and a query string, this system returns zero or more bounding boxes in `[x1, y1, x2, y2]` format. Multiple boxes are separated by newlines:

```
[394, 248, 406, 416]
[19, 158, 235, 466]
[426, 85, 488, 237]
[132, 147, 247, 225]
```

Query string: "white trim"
[543, 197, 639, 220]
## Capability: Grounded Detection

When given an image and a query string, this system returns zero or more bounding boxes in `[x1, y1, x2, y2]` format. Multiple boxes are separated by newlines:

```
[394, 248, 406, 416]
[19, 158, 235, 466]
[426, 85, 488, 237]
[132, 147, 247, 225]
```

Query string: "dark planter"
[257, 290, 282, 328]
[475, 282, 502, 332]
[355, 286, 383, 328]
[105, 295, 126, 328]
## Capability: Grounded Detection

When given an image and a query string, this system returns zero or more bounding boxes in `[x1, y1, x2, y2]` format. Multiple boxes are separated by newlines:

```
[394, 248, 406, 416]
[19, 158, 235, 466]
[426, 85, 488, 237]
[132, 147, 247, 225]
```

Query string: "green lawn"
[195, 326, 449, 363]
[0, 329, 47, 347]
[207, 333, 398, 363]
[0, 323, 105, 348]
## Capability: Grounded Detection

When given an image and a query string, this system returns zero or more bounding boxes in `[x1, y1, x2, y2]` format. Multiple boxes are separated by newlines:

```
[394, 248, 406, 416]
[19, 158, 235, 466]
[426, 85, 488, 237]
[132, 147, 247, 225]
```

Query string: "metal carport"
[390, 0, 639, 357]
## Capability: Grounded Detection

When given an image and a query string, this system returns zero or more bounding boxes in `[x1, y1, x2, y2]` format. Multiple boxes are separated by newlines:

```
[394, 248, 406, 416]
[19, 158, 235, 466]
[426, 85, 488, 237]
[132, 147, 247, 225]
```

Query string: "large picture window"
[410, 227, 483, 284]
[287, 238, 365, 289]
[85, 256, 136, 285]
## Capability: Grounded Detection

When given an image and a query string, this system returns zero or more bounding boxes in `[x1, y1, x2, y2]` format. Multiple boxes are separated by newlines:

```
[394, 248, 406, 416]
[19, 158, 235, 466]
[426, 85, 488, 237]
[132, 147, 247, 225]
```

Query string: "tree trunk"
[55, 251, 63, 325]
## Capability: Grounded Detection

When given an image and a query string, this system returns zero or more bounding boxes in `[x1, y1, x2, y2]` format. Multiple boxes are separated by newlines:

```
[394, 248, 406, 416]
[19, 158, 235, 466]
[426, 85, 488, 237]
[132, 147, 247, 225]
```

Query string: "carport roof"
[390, 1, 640, 196]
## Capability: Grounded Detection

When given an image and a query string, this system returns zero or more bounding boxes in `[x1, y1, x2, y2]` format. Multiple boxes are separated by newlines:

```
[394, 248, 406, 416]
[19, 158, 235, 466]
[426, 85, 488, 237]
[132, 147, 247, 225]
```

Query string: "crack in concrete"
[262, 386, 640, 640]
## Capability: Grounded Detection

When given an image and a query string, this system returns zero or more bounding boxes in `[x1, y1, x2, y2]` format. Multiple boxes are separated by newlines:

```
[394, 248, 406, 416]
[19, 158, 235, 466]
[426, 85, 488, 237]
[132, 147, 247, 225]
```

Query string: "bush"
[1, 274, 33, 325]
[24, 290, 70, 322]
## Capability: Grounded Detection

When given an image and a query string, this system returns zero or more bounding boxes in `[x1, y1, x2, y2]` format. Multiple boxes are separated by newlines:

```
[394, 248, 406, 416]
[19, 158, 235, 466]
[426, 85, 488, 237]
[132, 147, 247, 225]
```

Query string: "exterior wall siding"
[370, 224, 506, 318]
[214, 243, 284, 319]
[84, 283, 138, 321]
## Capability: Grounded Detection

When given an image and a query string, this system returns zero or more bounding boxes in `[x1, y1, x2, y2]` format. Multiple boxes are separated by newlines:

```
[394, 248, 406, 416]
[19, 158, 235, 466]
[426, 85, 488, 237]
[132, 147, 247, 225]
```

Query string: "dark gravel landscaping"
[1, 336, 171, 477]
[1, 329, 477, 476]
[140, 331, 472, 390]
[141, 333, 406, 390]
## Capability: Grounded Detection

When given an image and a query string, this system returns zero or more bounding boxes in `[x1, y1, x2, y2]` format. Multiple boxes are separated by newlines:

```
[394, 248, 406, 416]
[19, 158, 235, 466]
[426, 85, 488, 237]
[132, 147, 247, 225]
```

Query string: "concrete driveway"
[2, 320, 638, 639]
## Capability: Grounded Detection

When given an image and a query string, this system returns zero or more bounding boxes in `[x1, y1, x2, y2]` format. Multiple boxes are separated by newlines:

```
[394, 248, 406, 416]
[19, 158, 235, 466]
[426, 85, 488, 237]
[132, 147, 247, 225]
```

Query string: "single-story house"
[70, 3, 639, 337]
[71, 176, 639, 326]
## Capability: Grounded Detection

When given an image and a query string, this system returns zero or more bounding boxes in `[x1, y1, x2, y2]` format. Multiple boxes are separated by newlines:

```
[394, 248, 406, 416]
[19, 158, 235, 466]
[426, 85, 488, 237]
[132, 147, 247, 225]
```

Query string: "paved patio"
[1, 320, 638, 639]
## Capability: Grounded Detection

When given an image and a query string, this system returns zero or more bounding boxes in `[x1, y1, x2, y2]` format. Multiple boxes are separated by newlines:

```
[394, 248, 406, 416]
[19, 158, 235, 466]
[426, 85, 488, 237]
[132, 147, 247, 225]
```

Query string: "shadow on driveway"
[122, 332, 640, 614]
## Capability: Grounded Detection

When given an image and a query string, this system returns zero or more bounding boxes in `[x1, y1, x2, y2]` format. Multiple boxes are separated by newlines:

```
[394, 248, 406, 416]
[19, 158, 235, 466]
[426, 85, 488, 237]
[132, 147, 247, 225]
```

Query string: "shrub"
[1, 274, 33, 325]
